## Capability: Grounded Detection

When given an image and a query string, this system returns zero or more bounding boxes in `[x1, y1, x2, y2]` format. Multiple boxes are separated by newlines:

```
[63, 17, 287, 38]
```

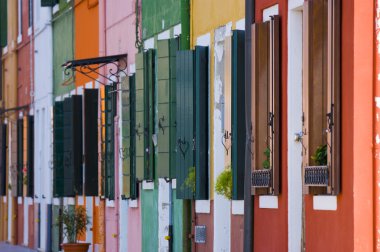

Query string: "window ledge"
[17, 34, 22, 44]
[313, 196, 337, 211]
[259, 195, 278, 209]
[27, 27, 32, 36]
[195, 200, 210, 213]
[129, 199, 138, 208]
[2, 46, 8, 55]
[52, 4, 59, 14]
[232, 200, 244, 215]
[142, 180, 154, 190]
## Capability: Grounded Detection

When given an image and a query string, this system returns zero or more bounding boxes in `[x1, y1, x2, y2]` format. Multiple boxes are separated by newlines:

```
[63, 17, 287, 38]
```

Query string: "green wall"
[142, 0, 181, 39]
[52, 1, 74, 97]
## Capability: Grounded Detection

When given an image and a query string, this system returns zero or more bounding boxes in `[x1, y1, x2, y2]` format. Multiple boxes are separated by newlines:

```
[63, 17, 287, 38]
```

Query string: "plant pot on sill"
[61, 243, 90, 252]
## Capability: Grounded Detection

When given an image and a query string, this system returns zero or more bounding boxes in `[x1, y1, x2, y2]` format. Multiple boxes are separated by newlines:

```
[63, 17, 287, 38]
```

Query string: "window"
[176, 46, 209, 200]
[157, 38, 179, 179]
[302, 0, 341, 195]
[250, 16, 281, 195]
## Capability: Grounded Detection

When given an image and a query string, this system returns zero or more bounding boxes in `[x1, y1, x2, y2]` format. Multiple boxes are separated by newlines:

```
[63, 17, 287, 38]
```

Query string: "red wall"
[254, 0, 288, 251]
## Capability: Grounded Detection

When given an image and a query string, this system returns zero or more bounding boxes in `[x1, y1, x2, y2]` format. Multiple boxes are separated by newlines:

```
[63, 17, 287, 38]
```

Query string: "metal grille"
[304, 166, 329, 186]
[251, 169, 272, 188]
[194, 225, 206, 244]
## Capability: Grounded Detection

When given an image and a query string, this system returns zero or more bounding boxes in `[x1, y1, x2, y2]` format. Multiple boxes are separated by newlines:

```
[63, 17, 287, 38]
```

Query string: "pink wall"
[100, 0, 140, 251]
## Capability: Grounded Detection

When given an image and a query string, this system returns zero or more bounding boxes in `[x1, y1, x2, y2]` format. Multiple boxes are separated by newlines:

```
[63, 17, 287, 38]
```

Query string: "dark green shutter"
[176, 50, 195, 199]
[41, 0, 58, 7]
[231, 30, 245, 200]
[63, 95, 83, 196]
[144, 49, 155, 181]
[27, 116, 34, 198]
[105, 85, 115, 200]
[129, 75, 138, 199]
[54, 101, 64, 197]
[194, 46, 208, 200]
[84, 89, 99, 196]
[0, 124, 6, 196]
[17, 119, 23, 197]
[157, 38, 178, 178]
[0, 0, 7, 48]
[121, 77, 131, 198]
[135, 53, 145, 181]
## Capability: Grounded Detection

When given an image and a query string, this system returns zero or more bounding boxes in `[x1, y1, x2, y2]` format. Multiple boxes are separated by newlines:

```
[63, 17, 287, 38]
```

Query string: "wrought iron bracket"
[62, 54, 128, 86]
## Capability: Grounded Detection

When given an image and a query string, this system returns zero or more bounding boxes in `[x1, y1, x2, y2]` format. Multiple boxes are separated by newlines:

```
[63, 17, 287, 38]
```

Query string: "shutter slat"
[121, 78, 131, 198]
[232, 30, 246, 200]
[0, 124, 6, 196]
[17, 119, 23, 197]
[73, 95, 83, 195]
[84, 89, 99, 196]
[105, 86, 115, 200]
[27, 116, 34, 197]
[63, 97, 75, 196]
[135, 53, 145, 181]
[0, 0, 7, 47]
[54, 101, 64, 197]
[129, 75, 138, 199]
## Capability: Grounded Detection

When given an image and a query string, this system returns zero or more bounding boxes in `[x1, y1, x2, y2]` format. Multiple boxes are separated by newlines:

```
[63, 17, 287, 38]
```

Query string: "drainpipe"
[375, 1, 380, 250]
[244, 0, 255, 251]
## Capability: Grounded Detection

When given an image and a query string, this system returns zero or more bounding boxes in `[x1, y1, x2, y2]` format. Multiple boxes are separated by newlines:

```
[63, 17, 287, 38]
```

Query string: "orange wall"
[74, 0, 99, 87]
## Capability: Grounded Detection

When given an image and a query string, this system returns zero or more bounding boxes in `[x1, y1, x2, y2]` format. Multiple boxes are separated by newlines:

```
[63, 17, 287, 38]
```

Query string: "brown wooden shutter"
[302, 0, 341, 195]
[251, 16, 280, 195]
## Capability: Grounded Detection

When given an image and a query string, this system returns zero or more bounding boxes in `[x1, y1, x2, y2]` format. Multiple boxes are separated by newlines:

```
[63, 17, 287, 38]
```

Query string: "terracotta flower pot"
[61, 243, 90, 252]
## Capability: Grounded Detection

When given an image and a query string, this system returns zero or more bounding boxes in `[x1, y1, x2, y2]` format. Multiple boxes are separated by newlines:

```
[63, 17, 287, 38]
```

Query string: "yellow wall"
[190, 0, 244, 199]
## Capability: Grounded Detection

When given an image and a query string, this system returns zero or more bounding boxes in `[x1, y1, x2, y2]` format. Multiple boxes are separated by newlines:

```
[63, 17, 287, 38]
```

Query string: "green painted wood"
[0, 0, 7, 47]
[176, 50, 194, 199]
[129, 75, 138, 199]
[141, 188, 158, 252]
[173, 196, 191, 252]
[0, 124, 6, 196]
[135, 53, 145, 181]
[157, 39, 178, 178]
[63, 97, 75, 196]
[105, 85, 116, 200]
[53, 101, 64, 197]
[232, 30, 245, 200]
[53, 9, 74, 97]
[72, 96, 83, 195]
[41, 0, 58, 7]
[27, 116, 34, 198]
[122, 77, 131, 198]
[142, 0, 181, 39]
[51, 205, 61, 252]
[144, 50, 155, 181]
[194, 46, 209, 200]
[17, 119, 23, 197]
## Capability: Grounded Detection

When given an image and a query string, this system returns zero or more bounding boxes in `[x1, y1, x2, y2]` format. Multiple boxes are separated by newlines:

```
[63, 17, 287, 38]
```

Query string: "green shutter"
[232, 30, 245, 200]
[41, 0, 58, 7]
[144, 49, 155, 181]
[122, 77, 131, 198]
[129, 75, 138, 199]
[17, 119, 23, 197]
[27, 116, 34, 198]
[194, 46, 208, 200]
[135, 53, 145, 181]
[176, 50, 195, 199]
[63, 97, 75, 196]
[72, 95, 83, 195]
[0, 124, 6, 196]
[157, 38, 178, 179]
[84, 89, 99, 196]
[0, 0, 7, 48]
[105, 85, 116, 200]
[54, 101, 64, 197]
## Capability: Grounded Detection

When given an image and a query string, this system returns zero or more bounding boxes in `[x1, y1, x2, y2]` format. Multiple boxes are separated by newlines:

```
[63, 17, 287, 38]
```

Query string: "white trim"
[142, 180, 154, 190]
[235, 18, 245, 30]
[3, 196, 6, 203]
[172, 179, 177, 189]
[313, 196, 337, 211]
[53, 198, 60, 206]
[18, 197, 23, 205]
[106, 199, 115, 208]
[173, 24, 182, 37]
[158, 30, 170, 40]
[259, 196, 278, 209]
[129, 199, 138, 208]
[28, 197, 33, 205]
[85, 81, 93, 89]
[195, 200, 210, 213]
[2, 46, 8, 54]
[17, 34, 23, 44]
[77, 196, 84, 206]
[77, 86, 84, 95]
[95, 197, 100, 207]
[52, 4, 59, 14]
[27, 27, 32, 36]
[129, 64, 136, 75]
[65, 197, 75, 205]
[144, 38, 155, 50]
[231, 200, 244, 215]
[263, 4, 279, 22]
[289, 0, 304, 10]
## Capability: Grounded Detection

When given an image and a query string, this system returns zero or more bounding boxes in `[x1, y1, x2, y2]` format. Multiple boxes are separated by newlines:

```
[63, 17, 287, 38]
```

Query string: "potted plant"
[183, 166, 196, 197]
[57, 206, 90, 252]
[215, 166, 232, 200]
[311, 144, 327, 166]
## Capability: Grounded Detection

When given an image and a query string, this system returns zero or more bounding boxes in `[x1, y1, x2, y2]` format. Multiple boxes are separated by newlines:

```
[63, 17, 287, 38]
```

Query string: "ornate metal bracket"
[62, 54, 128, 86]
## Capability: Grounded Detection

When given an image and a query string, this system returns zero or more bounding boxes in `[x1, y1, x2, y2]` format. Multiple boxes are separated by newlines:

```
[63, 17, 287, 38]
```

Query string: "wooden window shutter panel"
[176, 50, 195, 200]
[105, 85, 115, 200]
[27, 116, 34, 198]
[63, 97, 75, 197]
[232, 30, 246, 200]
[84, 89, 99, 196]
[0, 124, 6, 196]
[10, 122, 17, 197]
[144, 49, 155, 181]
[129, 75, 138, 199]
[135, 53, 145, 181]
[0, 0, 7, 47]
[224, 36, 232, 171]
[73, 95, 83, 195]
[121, 77, 131, 198]
[302, 0, 341, 195]
[194, 46, 209, 200]
[54, 101, 64, 197]
[251, 16, 281, 195]
[17, 119, 23, 197]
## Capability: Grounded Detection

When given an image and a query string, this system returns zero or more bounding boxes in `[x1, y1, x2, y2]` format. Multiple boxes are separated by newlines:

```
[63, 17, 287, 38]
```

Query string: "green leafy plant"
[311, 144, 327, 166]
[56, 206, 90, 243]
[262, 147, 271, 169]
[183, 167, 196, 195]
[215, 166, 232, 200]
